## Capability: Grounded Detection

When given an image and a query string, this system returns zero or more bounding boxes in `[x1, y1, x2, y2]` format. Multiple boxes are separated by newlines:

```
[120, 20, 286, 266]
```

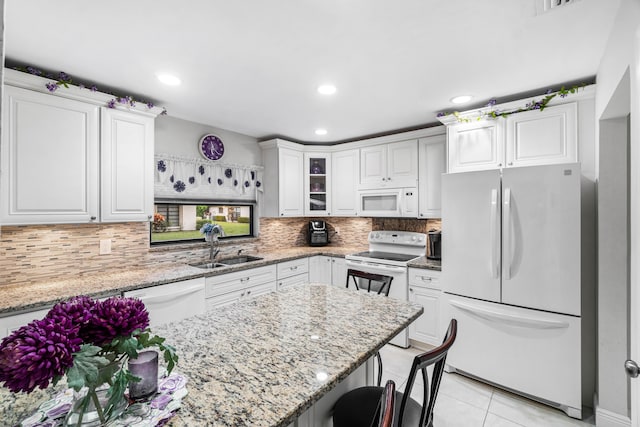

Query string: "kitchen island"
[0, 283, 423, 426]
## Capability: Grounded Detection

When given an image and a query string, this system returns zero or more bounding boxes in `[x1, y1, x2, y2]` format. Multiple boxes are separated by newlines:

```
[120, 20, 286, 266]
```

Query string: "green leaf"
[161, 344, 179, 374]
[66, 345, 110, 391]
[106, 369, 129, 416]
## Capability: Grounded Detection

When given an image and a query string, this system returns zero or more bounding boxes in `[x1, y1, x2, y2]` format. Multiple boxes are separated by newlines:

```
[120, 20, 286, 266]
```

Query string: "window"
[151, 203, 253, 244]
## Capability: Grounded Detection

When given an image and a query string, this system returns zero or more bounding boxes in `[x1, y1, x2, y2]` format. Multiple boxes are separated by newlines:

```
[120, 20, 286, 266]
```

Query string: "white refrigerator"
[441, 163, 582, 419]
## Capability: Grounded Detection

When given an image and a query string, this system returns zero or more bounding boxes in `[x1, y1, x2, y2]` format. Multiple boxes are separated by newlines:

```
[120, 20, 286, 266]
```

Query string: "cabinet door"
[304, 153, 331, 216]
[447, 120, 503, 173]
[101, 108, 154, 222]
[279, 148, 304, 216]
[1, 86, 99, 224]
[387, 140, 418, 187]
[331, 149, 359, 216]
[505, 103, 577, 168]
[408, 286, 441, 346]
[418, 135, 446, 218]
[331, 257, 347, 287]
[308, 256, 332, 284]
[359, 145, 387, 189]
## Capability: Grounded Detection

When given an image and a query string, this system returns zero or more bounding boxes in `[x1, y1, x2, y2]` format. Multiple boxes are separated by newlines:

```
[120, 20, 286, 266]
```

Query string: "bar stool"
[346, 269, 394, 387]
[333, 319, 458, 427]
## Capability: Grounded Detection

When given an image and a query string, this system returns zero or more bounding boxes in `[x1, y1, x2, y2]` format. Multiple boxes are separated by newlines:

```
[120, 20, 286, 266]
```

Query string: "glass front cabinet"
[304, 153, 331, 216]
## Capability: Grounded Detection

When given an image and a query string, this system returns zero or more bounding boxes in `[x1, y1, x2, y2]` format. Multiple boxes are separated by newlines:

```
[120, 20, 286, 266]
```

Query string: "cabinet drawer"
[409, 268, 441, 290]
[277, 273, 309, 290]
[277, 258, 309, 279]
[244, 282, 276, 300]
[206, 265, 277, 298]
[206, 289, 244, 310]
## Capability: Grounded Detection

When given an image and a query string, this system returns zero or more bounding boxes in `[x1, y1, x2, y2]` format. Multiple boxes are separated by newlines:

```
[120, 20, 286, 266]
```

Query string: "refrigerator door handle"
[490, 189, 499, 278]
[503, 187, 511, 280]
[449, 300, 570, 330]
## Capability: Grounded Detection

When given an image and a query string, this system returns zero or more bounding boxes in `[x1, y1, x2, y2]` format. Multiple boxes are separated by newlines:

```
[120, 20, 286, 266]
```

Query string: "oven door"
[345, 259, 409, 347]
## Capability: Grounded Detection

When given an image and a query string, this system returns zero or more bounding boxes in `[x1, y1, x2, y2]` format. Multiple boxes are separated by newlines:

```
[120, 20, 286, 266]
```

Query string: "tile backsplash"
[0, 223, 151, 286]
[0, 217, 441, 286]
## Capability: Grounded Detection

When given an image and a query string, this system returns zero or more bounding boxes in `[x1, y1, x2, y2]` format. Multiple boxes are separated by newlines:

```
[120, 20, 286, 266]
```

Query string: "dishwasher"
[123, 278, 206, 328]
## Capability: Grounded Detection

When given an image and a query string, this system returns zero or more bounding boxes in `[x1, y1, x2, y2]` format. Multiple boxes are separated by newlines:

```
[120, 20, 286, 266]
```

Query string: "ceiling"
[4, 0, 621, 144]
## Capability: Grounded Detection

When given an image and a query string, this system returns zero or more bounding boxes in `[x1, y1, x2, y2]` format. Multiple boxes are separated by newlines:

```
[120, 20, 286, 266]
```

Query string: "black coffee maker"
[427, 230, 441, 260]
[308, 220, 329, 246]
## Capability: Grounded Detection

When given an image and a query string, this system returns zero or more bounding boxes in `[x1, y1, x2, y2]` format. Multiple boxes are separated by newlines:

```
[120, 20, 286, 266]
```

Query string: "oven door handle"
[345, 260, 406, 274]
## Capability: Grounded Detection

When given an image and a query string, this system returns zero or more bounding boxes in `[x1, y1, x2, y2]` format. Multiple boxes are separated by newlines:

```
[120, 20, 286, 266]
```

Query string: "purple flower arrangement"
[0, 295, 178, 423]
[14, 65, 165, 114]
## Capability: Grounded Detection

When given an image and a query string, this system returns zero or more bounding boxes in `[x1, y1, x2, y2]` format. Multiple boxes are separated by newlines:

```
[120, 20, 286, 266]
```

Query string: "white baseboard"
[595, 404, 631, 427]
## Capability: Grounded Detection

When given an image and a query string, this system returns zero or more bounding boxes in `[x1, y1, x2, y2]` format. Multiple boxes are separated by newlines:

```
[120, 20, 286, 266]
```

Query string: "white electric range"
[345, 230, 427, 347]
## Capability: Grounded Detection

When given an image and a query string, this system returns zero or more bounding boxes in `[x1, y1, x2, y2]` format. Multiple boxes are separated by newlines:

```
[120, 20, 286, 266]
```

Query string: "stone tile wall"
[0, 223, 151, 286]
[257, 217, 372, 252]
[0, 217, 441, 286]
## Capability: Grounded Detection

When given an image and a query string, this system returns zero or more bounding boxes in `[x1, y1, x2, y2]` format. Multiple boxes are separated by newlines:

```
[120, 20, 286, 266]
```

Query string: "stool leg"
[375, 351, 383, 387]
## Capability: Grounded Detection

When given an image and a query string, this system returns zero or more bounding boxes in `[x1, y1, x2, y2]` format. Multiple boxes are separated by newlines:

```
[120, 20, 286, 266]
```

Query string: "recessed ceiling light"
[157, 73, 181, 86]
[315, 129, 328, 136]
[317, 84, 337, 95]
[450, 95, 472, 104]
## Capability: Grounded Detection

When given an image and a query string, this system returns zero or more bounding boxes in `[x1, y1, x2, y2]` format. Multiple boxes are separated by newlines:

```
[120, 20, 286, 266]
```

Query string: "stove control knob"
[411, 236, 417, 242]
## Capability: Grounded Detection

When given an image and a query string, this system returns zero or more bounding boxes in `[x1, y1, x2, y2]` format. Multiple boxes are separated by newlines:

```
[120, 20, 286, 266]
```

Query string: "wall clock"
[199, 134, 225, 160]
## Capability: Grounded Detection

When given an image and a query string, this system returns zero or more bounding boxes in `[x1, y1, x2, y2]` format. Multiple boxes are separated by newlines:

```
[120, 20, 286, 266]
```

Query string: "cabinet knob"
[281, 213, 284, 216]
[247, 290, 252, 295]
[382, 177, 386, 181]
[410, 288, 414, 292]
[90, 216, 97, 221]
[508, 162, 513, 166]
[498, 163, 502, 167]
[388, 177, 391, 180]
[147, 215, 152, 219]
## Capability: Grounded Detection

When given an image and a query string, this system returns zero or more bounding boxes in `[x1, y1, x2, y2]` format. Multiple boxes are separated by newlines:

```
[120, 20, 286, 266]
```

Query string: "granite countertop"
[407, 256, 442, 271]
[0, 246, 366, 316]
[0, 284, 424, 426]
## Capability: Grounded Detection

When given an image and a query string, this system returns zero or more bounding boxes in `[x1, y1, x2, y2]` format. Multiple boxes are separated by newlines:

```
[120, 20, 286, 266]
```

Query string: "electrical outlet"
[334, 227, 340, 234]
[99, 239, 112, 255]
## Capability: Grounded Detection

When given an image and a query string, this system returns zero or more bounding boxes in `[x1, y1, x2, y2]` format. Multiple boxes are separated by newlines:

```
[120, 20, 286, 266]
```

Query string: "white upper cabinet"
[331, 149, 359, 216]
[1, 85, 100, 224]
[260, 140, 304, 217]
[447, 120, 503, 173]
[359, 140, 418, 189]
[443, 100, 580, 174]
[1, 70, 163, 225]
[418, 134, 446, 219]
[505, 103, 577, 168]
[101, 108, 154, 222]
[304, 152, 331, 216]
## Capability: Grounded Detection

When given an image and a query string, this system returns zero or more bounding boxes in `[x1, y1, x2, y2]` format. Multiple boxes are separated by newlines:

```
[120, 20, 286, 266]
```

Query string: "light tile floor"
[378, 344, 595, 427]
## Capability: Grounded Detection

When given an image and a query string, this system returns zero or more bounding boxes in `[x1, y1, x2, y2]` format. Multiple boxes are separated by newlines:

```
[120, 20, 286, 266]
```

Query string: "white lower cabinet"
[408, 268, 442, 346]
[124, 278, 205, 328]
[276, 258, 309, 290]
[0, 307, 52, 339]
[309, 255, 346, 286]
[206, 265, 277, 310]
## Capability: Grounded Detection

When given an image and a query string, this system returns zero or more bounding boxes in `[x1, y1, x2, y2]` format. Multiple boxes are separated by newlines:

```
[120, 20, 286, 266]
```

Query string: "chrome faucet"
[208, 224, 225, 263]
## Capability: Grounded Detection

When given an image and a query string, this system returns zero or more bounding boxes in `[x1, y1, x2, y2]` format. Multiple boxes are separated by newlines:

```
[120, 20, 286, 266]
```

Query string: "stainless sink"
[190, 256, 263, 269]
[217, 255, 263, 265]
[190, 262, 228, 269]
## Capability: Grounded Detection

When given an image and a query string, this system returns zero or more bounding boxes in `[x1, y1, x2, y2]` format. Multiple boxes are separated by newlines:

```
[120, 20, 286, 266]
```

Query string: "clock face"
[199, 134, 225, 160]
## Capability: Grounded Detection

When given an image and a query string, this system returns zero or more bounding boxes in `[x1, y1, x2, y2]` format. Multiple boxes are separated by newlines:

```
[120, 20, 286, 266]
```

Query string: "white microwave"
[357, 188, 417, 217]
